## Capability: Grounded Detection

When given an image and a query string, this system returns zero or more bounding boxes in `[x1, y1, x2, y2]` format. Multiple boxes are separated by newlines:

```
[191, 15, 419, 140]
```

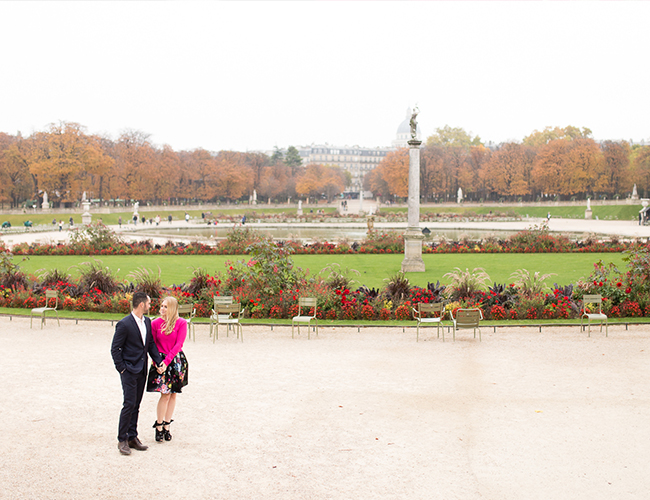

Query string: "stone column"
[401, 139, 425, 272]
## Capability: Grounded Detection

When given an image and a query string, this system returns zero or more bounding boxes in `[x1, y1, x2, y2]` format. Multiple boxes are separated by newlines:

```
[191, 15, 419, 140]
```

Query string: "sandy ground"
[3, 316, 650, 499]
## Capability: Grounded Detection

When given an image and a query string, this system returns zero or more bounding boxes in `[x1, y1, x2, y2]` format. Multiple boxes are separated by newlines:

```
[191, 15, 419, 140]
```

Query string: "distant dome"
[397, 115, 411, 135]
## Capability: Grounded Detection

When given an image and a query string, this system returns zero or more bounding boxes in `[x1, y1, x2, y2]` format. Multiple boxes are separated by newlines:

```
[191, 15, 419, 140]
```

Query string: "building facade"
[267, 108, 418, 195]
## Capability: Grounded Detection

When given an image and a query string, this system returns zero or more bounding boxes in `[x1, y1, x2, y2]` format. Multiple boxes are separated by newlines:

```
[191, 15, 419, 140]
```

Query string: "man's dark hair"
[132, 292, 149, 309]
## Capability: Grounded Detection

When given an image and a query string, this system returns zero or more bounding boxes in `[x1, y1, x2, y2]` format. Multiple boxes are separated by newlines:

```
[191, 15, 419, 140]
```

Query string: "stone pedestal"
[401, 139, 425, 273]
[584, 209, 592, 220]
[402, 229, 426, 272]
[81, 201, 92, 224]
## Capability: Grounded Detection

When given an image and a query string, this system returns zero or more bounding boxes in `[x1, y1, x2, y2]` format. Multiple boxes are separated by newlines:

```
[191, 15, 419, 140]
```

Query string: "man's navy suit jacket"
[111, 314, 162, 375]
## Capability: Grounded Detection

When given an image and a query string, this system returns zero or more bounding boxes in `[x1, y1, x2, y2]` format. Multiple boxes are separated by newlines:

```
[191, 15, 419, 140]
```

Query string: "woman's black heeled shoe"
[153, 421, 164, 442]
[162, 420, 174, 441]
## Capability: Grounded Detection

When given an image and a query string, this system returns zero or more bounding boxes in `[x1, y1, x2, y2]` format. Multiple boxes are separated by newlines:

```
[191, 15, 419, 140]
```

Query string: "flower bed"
[1, 234, 649, 321]
[4, 222, 636, 256]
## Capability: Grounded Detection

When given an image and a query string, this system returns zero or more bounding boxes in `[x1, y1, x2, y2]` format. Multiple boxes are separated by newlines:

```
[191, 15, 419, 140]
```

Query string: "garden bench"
[30, 290, 60, 329]
[580, 294, 608, 337]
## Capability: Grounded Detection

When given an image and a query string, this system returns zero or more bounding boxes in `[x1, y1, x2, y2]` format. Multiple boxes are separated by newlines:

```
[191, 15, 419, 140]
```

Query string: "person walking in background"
[118, 216, 122, 228]
[185, 212, 190, 223]
[168, 214, 172, 224]
[111, 292, 163, 455]
[58, 220, 63, 232]
[147, 296, 189, 442]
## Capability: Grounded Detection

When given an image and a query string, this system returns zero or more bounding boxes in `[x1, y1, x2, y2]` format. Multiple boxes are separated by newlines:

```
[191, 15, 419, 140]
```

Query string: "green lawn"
[385, 204, 641, 221]
[1, 207, 339, 227]
[17, 252, 626, 289]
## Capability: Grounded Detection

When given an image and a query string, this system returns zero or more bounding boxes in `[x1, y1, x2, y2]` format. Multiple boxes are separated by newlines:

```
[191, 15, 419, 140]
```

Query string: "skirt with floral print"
[146, 351, 189, 394]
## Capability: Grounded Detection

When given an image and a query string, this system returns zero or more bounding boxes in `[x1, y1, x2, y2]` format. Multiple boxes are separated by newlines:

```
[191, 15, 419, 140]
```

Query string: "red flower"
[625, 287, 631, 294]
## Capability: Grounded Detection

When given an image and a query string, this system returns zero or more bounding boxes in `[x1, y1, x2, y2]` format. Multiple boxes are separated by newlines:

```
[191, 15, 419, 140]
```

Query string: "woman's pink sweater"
[151, 316, 187, 366]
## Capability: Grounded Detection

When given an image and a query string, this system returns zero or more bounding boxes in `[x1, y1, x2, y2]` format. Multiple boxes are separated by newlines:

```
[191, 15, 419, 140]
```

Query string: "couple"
[110, 292, 189, 455]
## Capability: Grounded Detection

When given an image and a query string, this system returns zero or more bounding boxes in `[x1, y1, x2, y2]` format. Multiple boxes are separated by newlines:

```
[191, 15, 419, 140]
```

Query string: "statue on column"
[409, 106, 419, 139]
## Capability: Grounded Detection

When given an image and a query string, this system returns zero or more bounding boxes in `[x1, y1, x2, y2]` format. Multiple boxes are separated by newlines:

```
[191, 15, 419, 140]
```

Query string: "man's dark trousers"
[118, 368, 147, 442]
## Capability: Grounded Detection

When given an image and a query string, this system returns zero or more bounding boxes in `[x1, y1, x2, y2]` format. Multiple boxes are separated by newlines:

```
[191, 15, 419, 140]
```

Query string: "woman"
[147, 296, 189, 442]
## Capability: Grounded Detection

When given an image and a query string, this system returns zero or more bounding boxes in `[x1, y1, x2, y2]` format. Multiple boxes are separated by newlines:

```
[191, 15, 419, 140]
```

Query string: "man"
[111, 292, 163, 455]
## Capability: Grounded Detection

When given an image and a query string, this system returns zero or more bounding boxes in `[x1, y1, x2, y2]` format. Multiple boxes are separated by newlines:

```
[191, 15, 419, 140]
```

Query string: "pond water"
[146, 226, 531, 242]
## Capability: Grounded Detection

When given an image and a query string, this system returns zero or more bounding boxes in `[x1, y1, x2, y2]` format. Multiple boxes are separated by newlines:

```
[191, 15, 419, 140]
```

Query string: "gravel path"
[3, 317, 650, 499]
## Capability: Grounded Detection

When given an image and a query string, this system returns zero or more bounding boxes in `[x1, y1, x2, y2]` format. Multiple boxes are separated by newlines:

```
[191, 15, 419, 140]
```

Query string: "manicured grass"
[17, 252, 627, 289]
[0, 207, 338, 227]
[381, 204, 642, 221]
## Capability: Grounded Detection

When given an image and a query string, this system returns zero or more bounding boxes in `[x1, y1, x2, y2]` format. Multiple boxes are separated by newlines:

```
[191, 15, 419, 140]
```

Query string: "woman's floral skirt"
[146, 351, 189, 394]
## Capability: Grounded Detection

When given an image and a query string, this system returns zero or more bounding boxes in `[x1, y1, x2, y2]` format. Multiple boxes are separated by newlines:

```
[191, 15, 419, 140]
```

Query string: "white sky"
[1, 1, 649, 152]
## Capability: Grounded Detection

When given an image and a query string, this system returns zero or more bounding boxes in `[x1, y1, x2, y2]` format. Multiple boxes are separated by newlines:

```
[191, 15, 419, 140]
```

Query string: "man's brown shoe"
[128, 437, 148, 451]
[118, 441, 131, 455]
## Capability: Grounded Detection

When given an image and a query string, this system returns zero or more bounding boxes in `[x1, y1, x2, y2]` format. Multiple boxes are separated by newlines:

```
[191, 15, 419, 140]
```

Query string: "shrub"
[384, 272, 411, 302]
[361, 304, 375, 320]
[490, 305, 507, 320]
[394, 304, 411, 321]
[126, 267, 163, 298]
[444, 267, 491, 301]
[510, 269, 556, 298]
[68, 222, 123, 252]
[0, 251, 29, 291]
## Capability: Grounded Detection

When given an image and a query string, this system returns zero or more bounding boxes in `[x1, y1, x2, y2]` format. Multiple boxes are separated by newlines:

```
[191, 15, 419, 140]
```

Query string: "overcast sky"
[1, 1, 649, 153]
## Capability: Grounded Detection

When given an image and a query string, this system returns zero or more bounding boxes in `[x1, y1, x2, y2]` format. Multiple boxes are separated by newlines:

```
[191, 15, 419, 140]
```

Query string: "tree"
[109, 130, 158, 202]
[21, 122, 113, 206]
[284, 146, 303, 175]
[485, 143, 535, 199]
[213, 151, 252, 201]
[523, 126, 592, 147]
[531, 138, 604, 198]
[631, 146, 650, 198]
[258, 163, 293, 201]
[426, 125, 482, 149]
[375, 149, 409, 198]
[295, 164, 346, 201]
[599, 141, 631, 196]
[270, 147, 284, 165]
[458, 145, 491, 201]
[243, 152, 270, 191]
[0, 133, 32, 207]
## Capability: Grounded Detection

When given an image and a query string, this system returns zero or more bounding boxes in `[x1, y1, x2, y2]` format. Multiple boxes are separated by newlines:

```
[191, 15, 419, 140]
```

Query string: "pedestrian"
[185, 213, 189, 223]
[110, 292, 163, 455]
[141, 215, 146, 225]
[58, 220, 63, 232]
[118, 216, 122, 228]
[241, 215, 246, 225]
[147, 296, 189, 442]
[155, 215, 160, 226]
[52, 218, 56, 226]
[69, 217, 74, 227]
[133, 214, 138, 225]
[168, 214, 172, 224]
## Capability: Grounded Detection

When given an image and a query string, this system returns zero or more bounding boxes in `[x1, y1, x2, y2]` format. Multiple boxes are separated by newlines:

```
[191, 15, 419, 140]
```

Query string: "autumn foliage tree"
[0, 121, 645, 207]
[295, 164, 346, 202]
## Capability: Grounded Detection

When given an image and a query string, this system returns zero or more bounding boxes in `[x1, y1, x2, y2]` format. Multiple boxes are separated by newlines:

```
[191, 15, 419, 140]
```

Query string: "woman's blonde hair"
[161, 296, 179, 335]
